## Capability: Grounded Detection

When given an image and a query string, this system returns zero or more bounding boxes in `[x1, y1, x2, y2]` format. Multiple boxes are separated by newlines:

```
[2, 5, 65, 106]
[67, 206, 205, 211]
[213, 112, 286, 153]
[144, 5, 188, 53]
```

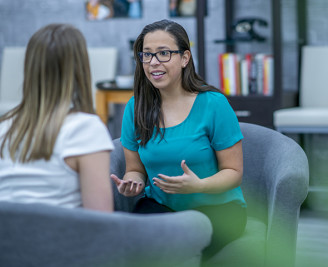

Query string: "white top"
[0, 112, 114, 208]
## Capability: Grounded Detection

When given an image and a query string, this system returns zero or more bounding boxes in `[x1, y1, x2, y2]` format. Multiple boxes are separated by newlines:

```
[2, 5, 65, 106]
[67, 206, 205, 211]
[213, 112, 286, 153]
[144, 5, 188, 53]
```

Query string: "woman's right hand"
[111, 174, 145, 197]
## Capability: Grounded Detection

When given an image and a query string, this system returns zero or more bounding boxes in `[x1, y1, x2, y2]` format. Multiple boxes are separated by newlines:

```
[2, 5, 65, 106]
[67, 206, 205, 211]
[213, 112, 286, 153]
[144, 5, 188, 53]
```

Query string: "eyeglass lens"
[145, 51, 169, 63]
[139, 50, 179, 63]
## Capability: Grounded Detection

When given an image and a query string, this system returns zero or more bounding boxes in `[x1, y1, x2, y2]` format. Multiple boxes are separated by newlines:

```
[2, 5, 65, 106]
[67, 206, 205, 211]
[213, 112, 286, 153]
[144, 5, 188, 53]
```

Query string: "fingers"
[153, 160, 197, 194]
[120, 179, 144, 196]
[181, 160, 191, 174]
[110, 174, 122, 186]
[127, 180, 139, 192]
[157, 174, 178, 183]
[111, 174, 144, 196]
[153, 180, 177, 194]
[153, 177, 179, 193]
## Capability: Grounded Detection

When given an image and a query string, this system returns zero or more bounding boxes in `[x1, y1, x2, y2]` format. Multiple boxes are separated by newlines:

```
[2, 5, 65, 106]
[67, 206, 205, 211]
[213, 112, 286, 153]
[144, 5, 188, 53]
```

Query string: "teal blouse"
[121, 91, 246, 211]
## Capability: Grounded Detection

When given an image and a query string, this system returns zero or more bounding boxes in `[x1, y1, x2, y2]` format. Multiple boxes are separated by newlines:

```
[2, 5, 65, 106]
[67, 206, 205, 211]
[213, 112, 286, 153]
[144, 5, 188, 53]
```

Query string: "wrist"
[124, 171, 146, 184]
[197, 178, 206, 194]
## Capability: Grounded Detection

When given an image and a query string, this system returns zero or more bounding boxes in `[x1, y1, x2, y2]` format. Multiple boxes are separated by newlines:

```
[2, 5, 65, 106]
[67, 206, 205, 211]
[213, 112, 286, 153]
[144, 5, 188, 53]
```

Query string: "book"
[255, 54, 265, 94]
[263, 55, 274, 96]
[240, 59, 249, 96]
[234, 54, 241, 95]
[248, 54, 257, 95]
[222, 53, 231, 95]
[218, 53, 225, 92]
[218, 52, 274, 96]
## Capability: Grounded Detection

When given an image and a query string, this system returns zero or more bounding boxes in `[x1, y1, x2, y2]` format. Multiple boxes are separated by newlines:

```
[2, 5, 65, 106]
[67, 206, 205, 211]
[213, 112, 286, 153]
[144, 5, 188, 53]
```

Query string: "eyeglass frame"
[137, 50, 183, 63]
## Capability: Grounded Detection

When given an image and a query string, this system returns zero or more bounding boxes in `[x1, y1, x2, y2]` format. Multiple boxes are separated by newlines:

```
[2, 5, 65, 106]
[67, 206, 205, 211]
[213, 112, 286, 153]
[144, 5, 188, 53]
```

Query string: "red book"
[218, 53, 225, 93]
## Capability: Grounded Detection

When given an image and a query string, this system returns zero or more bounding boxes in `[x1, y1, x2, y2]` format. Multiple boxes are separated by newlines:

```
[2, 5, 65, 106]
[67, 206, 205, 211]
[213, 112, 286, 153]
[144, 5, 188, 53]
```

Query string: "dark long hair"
[133, 19, 220, 146]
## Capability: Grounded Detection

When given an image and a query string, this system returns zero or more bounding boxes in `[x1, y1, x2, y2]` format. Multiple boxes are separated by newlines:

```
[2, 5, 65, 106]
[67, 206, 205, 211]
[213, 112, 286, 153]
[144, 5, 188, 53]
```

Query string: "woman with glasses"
[0, 24, 114, 213]
[111, 19, 247, 259]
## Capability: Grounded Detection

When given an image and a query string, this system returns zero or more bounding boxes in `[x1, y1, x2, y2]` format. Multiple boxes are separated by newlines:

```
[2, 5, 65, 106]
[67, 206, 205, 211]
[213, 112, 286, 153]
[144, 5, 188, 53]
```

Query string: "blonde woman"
[0, 24, 114, 212]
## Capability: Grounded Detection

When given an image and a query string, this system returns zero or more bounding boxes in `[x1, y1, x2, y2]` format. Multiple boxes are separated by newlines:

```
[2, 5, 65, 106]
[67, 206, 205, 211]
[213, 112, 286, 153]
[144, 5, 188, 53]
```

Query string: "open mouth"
[151, 71, 166, 79]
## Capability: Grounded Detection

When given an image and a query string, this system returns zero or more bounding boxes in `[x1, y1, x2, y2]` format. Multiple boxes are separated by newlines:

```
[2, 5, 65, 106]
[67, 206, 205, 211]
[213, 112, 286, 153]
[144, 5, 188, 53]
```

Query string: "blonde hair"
[0, 24, 94, 162]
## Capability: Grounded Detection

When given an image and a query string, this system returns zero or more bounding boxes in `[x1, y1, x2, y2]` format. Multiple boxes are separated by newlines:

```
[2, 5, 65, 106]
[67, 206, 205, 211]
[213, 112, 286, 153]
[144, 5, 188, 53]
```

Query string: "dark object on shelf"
[96, 80, 133, 91]
[231, 17, 268, 42]
[96, 80, 116, 90]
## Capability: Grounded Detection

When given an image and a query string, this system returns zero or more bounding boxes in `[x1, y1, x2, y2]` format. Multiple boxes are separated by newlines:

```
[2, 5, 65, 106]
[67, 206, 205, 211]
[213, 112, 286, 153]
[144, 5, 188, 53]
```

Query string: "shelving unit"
[196, 0, 282, 128]
[195, 0, 308, 128]
[222, 0, 282, 128]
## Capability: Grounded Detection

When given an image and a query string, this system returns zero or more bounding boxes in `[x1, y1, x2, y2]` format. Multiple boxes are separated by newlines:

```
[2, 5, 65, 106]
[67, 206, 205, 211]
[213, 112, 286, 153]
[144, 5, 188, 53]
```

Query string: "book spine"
[223, 53, 230, 95]
[228, 53, 237, 96]
[263, 55, 269, 95]
[235, 54, 241, 95]
[240, 59, 249, 96]
[218, 53, 225, 92]
[248, 54, 257, 95]
[255, 54, 265, 95]
[266, 55, 274, 96]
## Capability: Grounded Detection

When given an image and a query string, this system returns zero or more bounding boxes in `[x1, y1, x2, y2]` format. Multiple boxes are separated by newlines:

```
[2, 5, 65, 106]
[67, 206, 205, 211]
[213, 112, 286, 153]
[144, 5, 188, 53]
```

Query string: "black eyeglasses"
[138, 50, 182, 63]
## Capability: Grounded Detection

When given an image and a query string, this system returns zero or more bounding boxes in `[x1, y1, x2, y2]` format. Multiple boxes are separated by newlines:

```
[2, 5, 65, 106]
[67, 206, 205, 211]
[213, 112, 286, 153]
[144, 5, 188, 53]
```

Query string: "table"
[95, 81, 133, 124]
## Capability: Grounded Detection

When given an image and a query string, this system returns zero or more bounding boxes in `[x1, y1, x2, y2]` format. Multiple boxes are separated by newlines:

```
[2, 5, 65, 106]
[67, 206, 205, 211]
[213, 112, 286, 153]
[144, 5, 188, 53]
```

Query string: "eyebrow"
[143, 46, 171, 51]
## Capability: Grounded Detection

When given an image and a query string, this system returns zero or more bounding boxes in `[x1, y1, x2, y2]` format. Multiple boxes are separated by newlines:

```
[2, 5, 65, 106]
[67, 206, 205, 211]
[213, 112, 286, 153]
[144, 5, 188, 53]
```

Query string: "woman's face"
[141, 30, 189, 92]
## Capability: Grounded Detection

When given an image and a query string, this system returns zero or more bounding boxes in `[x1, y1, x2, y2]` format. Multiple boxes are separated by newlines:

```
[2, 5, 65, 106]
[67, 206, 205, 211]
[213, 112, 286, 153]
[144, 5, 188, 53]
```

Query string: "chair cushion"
[274, 107, 328, 127]
[205, 217, 266, 267]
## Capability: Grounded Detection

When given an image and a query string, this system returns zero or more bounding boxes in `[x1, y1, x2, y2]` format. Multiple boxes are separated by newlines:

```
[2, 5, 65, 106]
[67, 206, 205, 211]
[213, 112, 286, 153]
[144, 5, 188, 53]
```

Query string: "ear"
[181, 50, 191, 68]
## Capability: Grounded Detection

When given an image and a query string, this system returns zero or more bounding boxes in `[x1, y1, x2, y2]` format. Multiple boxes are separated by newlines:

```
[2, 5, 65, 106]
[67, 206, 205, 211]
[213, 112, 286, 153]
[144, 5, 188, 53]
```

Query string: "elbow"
[234, 169, 243, 188]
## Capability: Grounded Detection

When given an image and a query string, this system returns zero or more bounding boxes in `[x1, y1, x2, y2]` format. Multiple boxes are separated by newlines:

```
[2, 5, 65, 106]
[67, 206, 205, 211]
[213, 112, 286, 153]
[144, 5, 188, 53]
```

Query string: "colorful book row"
[218, 53, 274, 96]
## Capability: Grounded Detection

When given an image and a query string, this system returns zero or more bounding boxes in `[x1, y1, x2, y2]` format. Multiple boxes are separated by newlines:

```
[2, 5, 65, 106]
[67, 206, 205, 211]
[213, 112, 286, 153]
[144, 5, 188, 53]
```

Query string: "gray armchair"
[0, 203, 211, 267]
[207, 122, 309, 267]
[0, 122, 308, 267]
[111, 122, 309, 267]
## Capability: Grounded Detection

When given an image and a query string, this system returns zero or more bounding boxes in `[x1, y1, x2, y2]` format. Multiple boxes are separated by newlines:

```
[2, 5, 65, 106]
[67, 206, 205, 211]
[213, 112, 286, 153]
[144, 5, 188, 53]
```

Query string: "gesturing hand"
[111, 174, 145, 197]
[153, 160, 202, 194]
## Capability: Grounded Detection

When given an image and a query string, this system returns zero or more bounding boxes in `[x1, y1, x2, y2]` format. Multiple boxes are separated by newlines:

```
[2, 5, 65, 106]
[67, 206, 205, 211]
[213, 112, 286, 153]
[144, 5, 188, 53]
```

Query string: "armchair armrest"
[240, 123, 309, 267]
[0, 202, 212, 267]
[264, 133, 309, 267]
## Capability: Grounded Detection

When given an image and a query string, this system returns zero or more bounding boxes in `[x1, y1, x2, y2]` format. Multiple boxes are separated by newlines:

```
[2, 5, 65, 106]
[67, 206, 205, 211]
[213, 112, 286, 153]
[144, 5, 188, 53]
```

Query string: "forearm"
[123, 148, 147, 184]
[154, 160, 243, 195]
[198, 169, 242, 194]
[198, 141, 243, 194]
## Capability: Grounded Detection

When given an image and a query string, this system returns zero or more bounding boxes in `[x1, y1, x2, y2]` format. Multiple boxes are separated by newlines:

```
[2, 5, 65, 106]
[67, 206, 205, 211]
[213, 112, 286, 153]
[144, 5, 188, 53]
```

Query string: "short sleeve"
[59, 113, 114, 159]
[120, 97, 139, 151]
[208, 93, 243, 151]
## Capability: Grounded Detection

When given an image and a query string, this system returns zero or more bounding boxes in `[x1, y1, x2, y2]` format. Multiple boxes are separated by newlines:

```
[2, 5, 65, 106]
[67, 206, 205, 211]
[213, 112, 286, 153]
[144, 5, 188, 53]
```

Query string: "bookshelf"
[222, 0, 282, 128]
[196, 0, 283, 128]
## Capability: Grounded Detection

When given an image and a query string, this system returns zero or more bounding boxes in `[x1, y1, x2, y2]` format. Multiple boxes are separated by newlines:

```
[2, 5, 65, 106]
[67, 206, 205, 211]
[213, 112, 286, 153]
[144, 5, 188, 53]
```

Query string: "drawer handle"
[235, 110, 251, 117]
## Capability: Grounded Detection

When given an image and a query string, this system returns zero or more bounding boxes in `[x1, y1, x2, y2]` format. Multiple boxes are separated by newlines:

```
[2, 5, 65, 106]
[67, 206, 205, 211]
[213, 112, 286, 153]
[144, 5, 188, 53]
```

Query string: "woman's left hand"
[153, 160, 202, 194]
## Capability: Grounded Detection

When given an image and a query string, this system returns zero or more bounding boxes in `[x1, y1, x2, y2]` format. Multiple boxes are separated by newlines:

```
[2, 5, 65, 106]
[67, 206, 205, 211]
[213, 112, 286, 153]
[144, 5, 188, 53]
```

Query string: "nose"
[149, 54, 160, 65]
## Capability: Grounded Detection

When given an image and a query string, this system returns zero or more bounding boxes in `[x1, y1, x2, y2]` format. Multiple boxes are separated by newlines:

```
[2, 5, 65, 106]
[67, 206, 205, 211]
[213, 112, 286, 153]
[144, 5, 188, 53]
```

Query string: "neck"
[159, 86, 187, 103]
